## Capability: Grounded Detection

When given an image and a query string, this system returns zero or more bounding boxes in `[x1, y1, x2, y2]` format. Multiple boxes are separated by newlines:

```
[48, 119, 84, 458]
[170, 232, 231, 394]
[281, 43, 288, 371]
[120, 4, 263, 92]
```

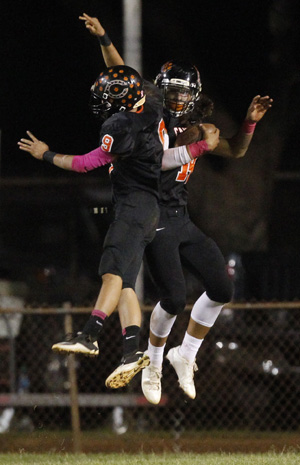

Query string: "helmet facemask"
[89, 90, 115, 120]
[163, 84, 196, 117]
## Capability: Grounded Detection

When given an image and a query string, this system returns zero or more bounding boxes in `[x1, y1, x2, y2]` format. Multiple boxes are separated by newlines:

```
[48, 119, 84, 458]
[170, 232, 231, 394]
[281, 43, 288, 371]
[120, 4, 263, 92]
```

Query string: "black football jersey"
[159, 111, 197, 207]
[99, 82, 164, 201]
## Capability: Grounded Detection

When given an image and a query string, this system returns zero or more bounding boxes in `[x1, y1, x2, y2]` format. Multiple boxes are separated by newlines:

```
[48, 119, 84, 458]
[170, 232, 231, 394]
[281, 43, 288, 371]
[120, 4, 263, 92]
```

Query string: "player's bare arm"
[79, 13, 124, 67]
[18, 131, 75, 170]
[213, 95, 273, 158]
[18, 130, 119, 172]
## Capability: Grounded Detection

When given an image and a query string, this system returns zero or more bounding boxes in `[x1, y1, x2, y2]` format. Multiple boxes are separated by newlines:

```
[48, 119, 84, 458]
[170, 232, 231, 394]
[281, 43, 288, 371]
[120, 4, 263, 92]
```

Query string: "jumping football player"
[18, 63, 219, 387]
[18, 65, 164, 386]
[79, 14, 272, 399]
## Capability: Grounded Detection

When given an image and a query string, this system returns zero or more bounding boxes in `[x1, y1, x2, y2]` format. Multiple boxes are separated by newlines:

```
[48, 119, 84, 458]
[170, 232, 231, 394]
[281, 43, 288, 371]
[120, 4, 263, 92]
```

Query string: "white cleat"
[141, 361, 162, 405]
[166, 346, 198, 399]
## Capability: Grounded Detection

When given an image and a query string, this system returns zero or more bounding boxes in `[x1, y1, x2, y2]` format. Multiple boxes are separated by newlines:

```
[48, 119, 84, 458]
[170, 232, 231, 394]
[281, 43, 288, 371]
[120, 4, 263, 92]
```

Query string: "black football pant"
[99, 191, 160, 289]
[145, 206, 233, 315]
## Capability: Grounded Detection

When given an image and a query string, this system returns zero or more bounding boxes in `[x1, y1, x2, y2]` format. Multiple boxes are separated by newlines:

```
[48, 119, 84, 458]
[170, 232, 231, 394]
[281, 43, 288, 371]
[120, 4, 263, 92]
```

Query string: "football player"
[18, 63, 217, 387]
[18, 64, 164, 386]
[79, 14, 272, 399]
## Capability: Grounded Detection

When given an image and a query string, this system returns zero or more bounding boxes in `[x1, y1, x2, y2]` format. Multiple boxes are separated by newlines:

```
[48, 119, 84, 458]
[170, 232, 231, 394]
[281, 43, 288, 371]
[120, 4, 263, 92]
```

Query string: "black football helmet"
[155, 60, 202, 117]
[89, 65, 145, 118]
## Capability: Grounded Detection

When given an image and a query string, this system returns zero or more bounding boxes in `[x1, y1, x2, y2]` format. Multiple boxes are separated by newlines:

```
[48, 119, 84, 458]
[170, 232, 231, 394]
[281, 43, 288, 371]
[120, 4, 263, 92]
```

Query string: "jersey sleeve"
[99, 114, 134, 157]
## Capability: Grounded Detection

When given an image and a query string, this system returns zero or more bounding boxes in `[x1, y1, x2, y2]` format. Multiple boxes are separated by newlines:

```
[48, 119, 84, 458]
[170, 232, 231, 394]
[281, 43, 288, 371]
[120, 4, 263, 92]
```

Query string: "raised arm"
[18, 131, 113, 172]
[79, 13, 124, 67]
[213, 95, 273, 158]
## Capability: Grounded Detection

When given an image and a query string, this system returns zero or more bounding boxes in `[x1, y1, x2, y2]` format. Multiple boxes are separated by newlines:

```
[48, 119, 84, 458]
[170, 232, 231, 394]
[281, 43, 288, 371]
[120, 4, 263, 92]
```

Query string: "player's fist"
[174, 124, 203, 147]
[201, 123, 220, 151]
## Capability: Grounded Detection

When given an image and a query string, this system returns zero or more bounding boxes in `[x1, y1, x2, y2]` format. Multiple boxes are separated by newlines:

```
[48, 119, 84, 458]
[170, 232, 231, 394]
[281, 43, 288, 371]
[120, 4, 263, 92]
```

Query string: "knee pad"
[191, 292, 225, 328]
[150, 302, 177, 338]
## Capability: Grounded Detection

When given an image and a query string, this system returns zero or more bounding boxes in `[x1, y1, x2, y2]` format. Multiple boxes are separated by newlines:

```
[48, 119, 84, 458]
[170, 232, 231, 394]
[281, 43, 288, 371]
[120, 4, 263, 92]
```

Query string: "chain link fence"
[1, 300, 300, 443]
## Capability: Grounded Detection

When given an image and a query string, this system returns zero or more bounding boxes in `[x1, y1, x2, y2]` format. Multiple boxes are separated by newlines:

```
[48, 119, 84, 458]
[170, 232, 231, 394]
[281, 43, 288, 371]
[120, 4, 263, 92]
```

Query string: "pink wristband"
[242, 120, 257, 135]
[188, 140, 209, 159]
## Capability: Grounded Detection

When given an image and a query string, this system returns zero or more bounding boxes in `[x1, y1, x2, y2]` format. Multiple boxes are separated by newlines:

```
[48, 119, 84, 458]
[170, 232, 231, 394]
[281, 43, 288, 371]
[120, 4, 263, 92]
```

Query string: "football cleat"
[141, 360, 162, 405]
[105, 351, 150, 389]
[166, 346, 198, 399]
[52, 332, 99, 357]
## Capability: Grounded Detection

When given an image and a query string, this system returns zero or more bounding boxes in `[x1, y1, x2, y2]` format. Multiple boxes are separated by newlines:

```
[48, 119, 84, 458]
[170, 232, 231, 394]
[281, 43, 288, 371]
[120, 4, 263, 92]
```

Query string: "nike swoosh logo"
[96, 321, 103, 326]
[156, 227, 165, 231]
[125, 335, 135, 340]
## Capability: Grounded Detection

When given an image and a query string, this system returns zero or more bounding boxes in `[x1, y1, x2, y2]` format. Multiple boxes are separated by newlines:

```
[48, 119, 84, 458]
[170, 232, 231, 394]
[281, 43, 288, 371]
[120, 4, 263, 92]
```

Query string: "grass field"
[1, 430, 300, 454]
[0, 452, 299, 465]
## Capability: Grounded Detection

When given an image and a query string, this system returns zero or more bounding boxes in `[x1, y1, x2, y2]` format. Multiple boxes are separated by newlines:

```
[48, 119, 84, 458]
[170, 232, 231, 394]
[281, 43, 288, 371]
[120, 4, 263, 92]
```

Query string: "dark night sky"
[1, 0, 277, 177]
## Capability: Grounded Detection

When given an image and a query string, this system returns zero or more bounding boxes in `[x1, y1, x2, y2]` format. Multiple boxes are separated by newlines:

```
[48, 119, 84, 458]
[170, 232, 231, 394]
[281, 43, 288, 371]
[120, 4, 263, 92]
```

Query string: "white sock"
[147, 339, 165, 369]
[179, 332, 203, 363]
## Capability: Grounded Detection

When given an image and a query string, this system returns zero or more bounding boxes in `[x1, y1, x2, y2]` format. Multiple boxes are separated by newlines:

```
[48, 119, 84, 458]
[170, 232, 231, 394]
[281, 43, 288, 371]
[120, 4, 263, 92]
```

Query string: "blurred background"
[0, 0, 300, 451]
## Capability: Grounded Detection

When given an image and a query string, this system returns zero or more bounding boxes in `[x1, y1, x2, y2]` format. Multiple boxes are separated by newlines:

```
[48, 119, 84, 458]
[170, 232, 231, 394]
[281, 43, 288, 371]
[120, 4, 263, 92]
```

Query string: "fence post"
[64, 312, 82, 453]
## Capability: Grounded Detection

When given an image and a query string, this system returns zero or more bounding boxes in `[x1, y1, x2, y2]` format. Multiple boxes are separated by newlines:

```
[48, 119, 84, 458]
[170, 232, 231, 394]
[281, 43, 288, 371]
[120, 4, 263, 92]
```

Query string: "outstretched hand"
[79, 13, 105, 36]
[246, 95, 273, 123]
[18, 131, 49, 160]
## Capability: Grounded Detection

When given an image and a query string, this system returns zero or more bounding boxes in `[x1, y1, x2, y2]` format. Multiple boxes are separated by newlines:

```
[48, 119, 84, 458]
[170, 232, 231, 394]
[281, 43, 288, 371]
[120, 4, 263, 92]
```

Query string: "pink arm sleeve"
[71, 146, 113, 173]
[188, 140, 209, 158]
